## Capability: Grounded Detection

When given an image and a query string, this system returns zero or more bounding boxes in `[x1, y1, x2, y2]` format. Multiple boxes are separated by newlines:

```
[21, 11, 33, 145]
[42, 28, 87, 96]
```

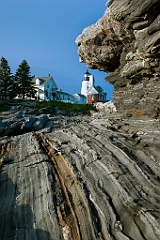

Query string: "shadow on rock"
[0, 172, 53, 240]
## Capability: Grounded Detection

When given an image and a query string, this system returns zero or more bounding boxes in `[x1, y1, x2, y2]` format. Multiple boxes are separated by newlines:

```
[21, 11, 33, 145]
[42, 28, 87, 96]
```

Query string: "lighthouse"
[81, 70, 95, 98]
[80, 70, 106, 104]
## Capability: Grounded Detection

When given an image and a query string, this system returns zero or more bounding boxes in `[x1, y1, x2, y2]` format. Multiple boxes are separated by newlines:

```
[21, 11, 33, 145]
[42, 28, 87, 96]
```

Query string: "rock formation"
[76, 0, 160, 117]
[0, 110, 160, 239]
[0, 1, 160, 239]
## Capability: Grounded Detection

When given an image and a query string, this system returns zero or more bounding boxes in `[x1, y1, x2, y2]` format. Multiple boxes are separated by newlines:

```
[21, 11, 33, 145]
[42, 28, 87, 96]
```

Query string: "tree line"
[0, 56, 36, 100]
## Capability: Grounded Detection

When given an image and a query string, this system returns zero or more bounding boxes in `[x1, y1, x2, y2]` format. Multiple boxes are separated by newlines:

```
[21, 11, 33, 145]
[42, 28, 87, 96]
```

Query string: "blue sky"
[0, 0, 113, 100]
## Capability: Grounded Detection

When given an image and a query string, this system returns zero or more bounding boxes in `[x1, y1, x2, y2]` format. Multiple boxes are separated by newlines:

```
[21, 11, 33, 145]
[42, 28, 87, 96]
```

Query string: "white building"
[32, 74, 58, 100]
[73, 93, 87, 104]
[33, 75, 76, 103]
[56, 90, 75, 103]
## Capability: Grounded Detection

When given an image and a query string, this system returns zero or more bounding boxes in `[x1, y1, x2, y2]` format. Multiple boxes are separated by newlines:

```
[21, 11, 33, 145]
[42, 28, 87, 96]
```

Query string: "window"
[39, 89, 44, 94]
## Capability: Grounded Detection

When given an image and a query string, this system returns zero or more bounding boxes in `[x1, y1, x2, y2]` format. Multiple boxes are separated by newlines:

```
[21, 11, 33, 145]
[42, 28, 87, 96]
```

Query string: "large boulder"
[95, 101, 116, 114]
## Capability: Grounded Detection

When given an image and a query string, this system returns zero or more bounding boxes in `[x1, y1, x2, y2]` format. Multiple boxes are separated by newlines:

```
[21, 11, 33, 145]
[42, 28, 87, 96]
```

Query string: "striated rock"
[0, 112, 49, 136]
[0, 113, 160, 239]
[0, 112, 79, 137]
[76, 0, 160, 117]
[0, 132, 62, 240]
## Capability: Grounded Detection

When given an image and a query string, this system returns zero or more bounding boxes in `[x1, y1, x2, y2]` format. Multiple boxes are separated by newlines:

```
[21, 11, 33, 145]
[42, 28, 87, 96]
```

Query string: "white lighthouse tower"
[81, 70, 95, 98]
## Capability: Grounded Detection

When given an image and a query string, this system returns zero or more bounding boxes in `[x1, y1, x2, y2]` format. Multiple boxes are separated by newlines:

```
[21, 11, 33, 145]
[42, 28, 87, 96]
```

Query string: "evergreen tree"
[0, 57, 13, 100]
[15, 60, 36, 99]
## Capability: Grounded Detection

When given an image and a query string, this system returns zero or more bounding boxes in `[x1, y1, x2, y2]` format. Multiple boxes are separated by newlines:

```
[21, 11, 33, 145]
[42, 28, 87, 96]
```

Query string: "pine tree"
[15, 60, 36, 99]
[0, 57, 13, 100]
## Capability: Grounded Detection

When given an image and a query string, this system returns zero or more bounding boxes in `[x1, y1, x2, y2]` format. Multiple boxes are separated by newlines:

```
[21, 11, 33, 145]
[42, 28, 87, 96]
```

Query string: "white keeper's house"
[32, 74, 58, 100]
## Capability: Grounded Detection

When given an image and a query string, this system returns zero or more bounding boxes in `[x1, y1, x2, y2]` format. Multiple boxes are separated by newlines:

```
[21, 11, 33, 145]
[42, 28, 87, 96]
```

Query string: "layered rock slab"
[0, 132, 62, 239]
[0, 114, 160, 239]
[76, 0, 160, 116]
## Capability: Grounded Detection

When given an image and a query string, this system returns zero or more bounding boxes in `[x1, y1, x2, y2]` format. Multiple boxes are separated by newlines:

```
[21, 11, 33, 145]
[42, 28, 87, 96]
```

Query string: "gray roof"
[74, 93, 86, 98]
[57, 91, 73, 97]
[32, 76, 58, 88]
[95, 86, 105, 93]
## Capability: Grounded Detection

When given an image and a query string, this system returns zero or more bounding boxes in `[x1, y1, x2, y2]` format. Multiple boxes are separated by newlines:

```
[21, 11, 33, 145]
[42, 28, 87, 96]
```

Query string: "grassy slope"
[0, 100, 96, 115]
